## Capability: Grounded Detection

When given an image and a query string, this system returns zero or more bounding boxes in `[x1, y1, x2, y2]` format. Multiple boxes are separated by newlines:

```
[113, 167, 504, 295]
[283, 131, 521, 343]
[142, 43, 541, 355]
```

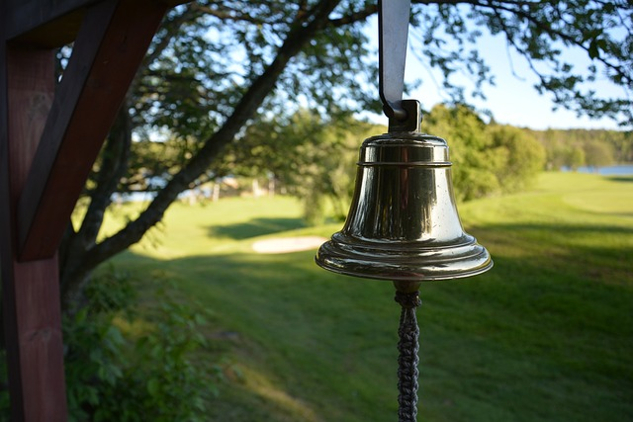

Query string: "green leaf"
[147, 378, 160, 397]
[588, 39, 600, 59]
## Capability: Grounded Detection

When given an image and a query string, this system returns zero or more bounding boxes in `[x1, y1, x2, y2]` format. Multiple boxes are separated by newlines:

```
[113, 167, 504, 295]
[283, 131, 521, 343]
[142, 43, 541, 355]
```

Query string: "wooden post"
[0, 1, 175, 419]
[0, 47, 68, 421]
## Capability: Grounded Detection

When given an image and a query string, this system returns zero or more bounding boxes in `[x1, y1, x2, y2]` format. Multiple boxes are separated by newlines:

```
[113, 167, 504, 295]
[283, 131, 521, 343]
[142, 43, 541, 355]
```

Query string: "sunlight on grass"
[143, 196, 304, 259]
[236, 365, 320, 422]
[111, 315, 153, 338]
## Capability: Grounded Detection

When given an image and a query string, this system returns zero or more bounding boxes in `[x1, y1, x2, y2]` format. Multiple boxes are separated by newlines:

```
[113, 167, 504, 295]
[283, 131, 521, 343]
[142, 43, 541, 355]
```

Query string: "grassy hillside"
[105, 172, 633, 421]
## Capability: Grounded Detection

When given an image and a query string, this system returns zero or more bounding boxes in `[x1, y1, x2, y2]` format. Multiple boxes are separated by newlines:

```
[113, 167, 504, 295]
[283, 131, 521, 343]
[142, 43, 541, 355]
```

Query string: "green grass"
[105, 172, 633, 421]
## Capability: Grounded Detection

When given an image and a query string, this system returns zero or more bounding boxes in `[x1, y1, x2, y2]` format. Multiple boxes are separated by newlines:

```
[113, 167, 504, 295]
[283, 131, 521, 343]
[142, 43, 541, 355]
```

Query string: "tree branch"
[190, 3, 269, 24]
[61, 104, 132, 299]
[474, 0, 631, 86]
[71, 0, 342, 279]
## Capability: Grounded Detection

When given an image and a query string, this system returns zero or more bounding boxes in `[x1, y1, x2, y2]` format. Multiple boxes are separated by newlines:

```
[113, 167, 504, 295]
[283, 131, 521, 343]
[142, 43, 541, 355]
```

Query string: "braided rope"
[394, 290, 421, 422]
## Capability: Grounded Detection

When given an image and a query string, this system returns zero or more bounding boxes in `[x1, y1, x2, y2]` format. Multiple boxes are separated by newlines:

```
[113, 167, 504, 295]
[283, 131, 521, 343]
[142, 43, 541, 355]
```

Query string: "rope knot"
[394, 290, 421, 309]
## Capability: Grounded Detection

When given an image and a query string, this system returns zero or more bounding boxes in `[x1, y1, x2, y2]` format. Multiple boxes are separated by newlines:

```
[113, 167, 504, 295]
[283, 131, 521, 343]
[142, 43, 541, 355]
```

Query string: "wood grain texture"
[0, 47, 68, 422]
[18, 0, 169, 260]
[9, 256, 66, 422]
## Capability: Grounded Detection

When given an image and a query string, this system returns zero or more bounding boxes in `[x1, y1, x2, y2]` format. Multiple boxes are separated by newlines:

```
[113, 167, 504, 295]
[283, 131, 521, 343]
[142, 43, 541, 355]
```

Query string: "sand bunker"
[252, 236, 328, 254]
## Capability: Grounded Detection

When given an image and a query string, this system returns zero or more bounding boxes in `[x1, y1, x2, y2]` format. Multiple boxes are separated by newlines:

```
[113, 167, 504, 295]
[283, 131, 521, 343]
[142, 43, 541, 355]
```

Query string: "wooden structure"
[0, 1, 180, 419]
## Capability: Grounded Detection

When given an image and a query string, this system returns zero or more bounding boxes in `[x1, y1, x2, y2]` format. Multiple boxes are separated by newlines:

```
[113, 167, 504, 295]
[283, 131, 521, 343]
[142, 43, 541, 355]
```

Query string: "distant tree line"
[224, 104, 544, 216]
[231, 104, 631, 218]
[525, 128, 632, 170]
[113, 104, 630, 223]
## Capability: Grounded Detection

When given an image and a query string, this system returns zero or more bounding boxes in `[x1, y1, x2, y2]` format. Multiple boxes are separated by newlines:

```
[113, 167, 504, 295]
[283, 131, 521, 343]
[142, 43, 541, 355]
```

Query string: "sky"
[365, 16, 626, 131]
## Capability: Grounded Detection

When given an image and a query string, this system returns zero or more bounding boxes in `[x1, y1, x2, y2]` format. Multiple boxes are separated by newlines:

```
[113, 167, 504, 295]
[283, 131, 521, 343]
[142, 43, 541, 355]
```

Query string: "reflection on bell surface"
[315, 131, 493, 281]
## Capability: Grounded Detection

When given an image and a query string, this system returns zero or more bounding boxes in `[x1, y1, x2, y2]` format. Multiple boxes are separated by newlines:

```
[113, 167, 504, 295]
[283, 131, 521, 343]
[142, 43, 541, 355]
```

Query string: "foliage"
[409, 1, 633, 125]
[421, 104, 546, 200]
[222, 110, 381, 223]
[423, 104, 501, 200]
[0, 356, 9, 421]
[58, 267, 211, 422]
[528, 128, 631, 170]
[487, 124, 546, 192]
[220, 103, 631, 219]
[225, 105, 549, 220]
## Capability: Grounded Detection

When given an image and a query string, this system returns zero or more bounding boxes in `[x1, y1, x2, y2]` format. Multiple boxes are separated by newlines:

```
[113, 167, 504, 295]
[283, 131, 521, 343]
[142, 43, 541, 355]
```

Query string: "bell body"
[315, 132, 492, 281]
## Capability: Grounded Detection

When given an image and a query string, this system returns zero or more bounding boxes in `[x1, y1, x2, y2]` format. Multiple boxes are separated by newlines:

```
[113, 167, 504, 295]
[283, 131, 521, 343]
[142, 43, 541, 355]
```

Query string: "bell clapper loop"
[394, 281, 422, 422]
[388, 99, 421, 133]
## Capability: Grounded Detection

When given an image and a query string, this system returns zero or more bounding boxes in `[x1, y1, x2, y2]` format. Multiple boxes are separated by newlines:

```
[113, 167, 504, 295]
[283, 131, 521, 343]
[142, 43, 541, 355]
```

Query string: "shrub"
[0, 267, 214, 421]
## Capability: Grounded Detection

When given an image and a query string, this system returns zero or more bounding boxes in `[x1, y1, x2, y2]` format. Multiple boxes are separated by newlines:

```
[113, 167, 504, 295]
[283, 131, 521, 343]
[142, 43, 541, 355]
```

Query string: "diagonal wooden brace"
[17, 0, 169, 261]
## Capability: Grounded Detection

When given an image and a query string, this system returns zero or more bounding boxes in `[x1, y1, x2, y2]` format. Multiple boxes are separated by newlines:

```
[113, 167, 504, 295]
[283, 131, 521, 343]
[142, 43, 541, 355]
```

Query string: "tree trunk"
[60, 104, 132, 309]
[61, 0, 346, 306]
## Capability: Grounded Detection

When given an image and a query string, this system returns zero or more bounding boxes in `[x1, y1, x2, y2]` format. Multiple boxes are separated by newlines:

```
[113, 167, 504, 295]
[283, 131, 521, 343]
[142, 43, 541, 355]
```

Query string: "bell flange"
[315, 132, 493, 282]
[316, 232, 491, 281]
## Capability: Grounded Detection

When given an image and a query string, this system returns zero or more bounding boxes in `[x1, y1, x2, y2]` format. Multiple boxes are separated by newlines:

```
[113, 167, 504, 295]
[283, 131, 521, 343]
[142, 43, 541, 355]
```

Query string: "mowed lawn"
[104, 171, 633, 422]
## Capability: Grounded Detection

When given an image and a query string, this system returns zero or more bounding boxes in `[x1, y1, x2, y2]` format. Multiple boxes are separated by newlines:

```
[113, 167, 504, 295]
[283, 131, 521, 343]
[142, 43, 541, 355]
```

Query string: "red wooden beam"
[5, 0, 189, 49]
[0, 45, 68, 421]
[4, 0, 98, 43]
[17, 0, 169, 261]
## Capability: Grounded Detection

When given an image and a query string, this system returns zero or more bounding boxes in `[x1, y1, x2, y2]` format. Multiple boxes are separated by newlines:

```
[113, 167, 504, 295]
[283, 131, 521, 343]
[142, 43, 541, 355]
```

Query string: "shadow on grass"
[206, 217, 306, 240]
[606, 175, 633, 183]
[470, 222, 633, 282]
[488, 222, 633, 235]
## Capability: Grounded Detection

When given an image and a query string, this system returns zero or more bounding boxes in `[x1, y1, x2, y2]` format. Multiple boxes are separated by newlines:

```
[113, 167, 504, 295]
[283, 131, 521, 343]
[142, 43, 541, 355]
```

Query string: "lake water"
[112, 166, 633, 203]
[570, 165, 633, 176]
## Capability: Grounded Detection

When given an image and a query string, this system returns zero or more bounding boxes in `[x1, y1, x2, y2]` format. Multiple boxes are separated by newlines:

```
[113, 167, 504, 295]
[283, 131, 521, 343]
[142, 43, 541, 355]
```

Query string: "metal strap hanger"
[378, 0, 420, 132]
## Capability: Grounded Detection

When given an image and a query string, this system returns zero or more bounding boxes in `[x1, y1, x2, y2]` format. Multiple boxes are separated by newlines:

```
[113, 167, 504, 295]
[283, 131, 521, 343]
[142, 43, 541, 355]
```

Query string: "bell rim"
[314, 258, 494, 282]
[315, 235, 493, 282]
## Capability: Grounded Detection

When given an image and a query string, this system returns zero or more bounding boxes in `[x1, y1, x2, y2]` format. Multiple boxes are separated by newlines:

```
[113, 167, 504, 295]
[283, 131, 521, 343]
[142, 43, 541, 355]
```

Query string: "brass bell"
[316, 0, 491, 417]
[315, 102, 492, 282]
